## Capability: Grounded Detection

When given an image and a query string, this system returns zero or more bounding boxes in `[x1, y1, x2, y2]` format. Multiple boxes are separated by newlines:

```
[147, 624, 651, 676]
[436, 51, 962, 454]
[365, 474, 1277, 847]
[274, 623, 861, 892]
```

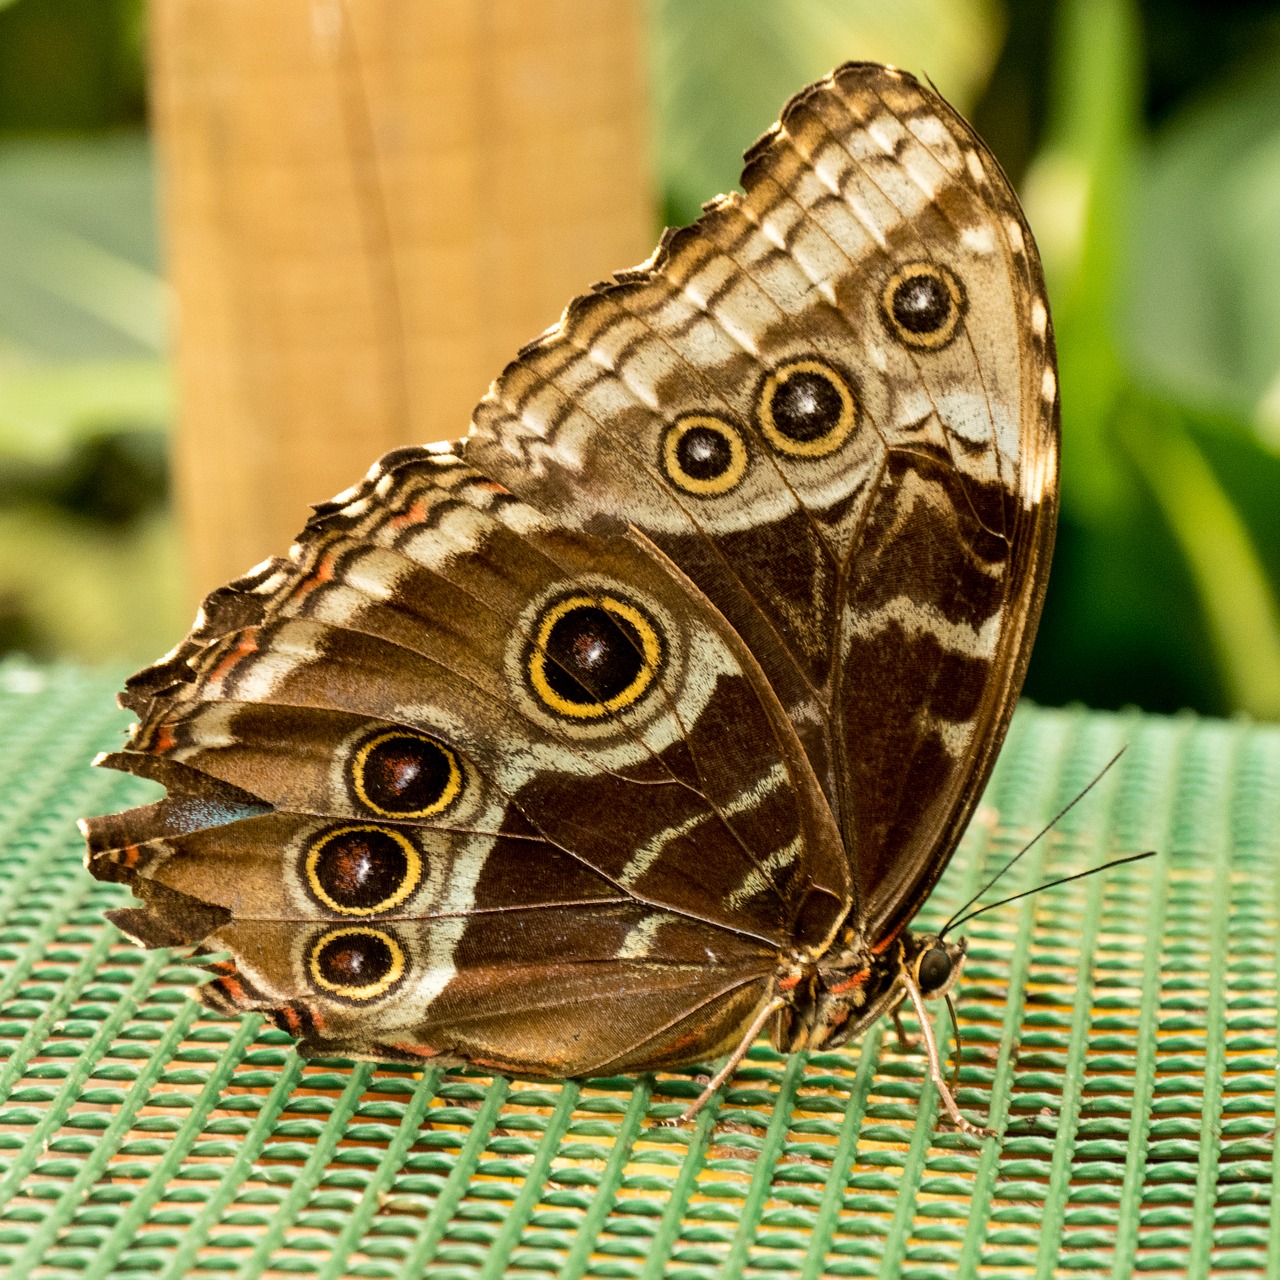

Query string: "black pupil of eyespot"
[676, 425, 733, 480]
[317, 932, 393, 987]
[918, 946, 952, 992]
[314, 830, 410, 909]
[892, 273, 952, 333]
[771, 371, 843, 441]
[543, 605, 646, 706]
[362, 736, 452, 812]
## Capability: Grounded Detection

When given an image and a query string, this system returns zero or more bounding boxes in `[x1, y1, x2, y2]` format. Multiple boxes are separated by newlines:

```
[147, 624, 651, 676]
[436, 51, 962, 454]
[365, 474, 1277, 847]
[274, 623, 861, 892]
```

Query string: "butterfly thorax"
[774, 934, 967, 1054]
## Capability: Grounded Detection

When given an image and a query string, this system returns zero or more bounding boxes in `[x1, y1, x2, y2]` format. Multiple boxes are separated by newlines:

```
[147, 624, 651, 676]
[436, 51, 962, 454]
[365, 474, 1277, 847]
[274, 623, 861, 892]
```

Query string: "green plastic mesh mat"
[1, 665, 1279, 1279]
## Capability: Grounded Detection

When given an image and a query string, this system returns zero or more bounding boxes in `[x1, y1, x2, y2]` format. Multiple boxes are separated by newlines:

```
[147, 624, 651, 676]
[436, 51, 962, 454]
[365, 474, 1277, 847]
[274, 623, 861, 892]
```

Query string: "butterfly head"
[783, 931, 967, 1054]
[906, 933, 967, 1000]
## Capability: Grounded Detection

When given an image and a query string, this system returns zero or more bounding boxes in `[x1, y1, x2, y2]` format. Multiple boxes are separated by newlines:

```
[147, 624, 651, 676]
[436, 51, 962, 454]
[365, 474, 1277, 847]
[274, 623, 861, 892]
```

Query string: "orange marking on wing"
[389, 1041, 442, 1059]
[214, 975, 248, 1006]
[388, 497, 429, 530]
[467, 1053, 529, 1073]
[207, 630, 260, 688]
[474, 480, 510, 495]
[826, 969, 870, 996]
[121, 844, 141, 869]
[293, 549, 338, 601]
[277, 1004, 318, 1037]
[661, 1028, 705, 1056]
[152, 722, 178, 754]
[871, 926, 904, 956]
[777, 973, 803, 992]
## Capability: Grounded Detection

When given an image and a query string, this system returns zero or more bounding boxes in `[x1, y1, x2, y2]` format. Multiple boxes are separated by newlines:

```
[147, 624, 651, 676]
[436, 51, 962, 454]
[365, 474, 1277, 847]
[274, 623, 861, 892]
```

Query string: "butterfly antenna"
[939, 746, 1128, 938]
[944, 849, 1156, 936]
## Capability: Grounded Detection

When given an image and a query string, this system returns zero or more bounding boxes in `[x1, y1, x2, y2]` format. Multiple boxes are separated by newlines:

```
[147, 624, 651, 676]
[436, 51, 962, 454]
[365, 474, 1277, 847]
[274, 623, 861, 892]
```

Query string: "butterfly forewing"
[785, 66, 1058, 938]
[84, 63, 1057, 1072]
[469, 63, 1059, 942]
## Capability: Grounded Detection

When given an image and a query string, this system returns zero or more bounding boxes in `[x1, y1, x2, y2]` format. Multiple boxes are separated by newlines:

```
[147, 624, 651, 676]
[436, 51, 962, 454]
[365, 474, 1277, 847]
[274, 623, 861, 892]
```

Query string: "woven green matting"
[0, 666, 1278, 1279]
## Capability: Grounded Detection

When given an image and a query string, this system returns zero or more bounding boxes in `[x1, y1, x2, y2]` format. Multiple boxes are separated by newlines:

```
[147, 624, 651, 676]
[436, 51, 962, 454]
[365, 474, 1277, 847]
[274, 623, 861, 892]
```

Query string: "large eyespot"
[352, 730, 462, 818]
[661, 415, 748, 495]
[304, 825, 422, 915]
[308, 926, 406, 1002]
[758, 359, 858, 457]
[916, 945, 953, 994]
[881, 262, 965, 349]
[527, 594, 663, 719]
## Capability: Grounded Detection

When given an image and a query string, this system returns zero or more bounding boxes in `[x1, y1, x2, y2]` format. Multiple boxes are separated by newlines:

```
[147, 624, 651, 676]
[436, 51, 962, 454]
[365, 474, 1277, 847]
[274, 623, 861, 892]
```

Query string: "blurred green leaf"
[0, 506, 182, 664]
[0, 358, 169, 462]
[1020, 0, 1280, 719]
[0, 0, 146, 131]
[0, 133, 162, 361]
[0, 204, 167, 352]
[649, 0, 1006, 224]
[0, 128, 175, 664]
[1119, 399, 1280, 719]
[1124, 58, 1280, 442]
[1022, 0, 1141, 523]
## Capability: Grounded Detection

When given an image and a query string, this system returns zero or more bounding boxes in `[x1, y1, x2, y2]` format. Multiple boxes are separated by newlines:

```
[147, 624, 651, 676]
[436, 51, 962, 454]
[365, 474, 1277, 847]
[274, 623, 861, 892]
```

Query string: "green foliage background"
[0, 0, 1276, 720]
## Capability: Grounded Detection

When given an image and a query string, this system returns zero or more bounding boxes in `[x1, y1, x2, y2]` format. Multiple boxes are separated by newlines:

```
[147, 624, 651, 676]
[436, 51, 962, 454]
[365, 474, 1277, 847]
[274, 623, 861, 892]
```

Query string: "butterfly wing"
[85, 446, 847, 1069]
[467, 62, 1058, 945]
[86, 62, 1057, 1069]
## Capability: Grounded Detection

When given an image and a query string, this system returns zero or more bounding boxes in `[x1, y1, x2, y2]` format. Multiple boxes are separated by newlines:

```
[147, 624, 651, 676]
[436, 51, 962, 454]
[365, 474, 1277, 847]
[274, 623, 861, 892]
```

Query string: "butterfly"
[83, 62, 1058, 1135]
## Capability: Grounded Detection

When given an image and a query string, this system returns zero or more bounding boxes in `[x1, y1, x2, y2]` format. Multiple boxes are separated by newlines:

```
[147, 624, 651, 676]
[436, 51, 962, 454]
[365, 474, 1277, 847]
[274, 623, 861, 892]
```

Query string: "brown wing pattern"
[85, 62, 1057, 1070]
[467, 63, 1058, 937]
[85, 445, 845, 1068]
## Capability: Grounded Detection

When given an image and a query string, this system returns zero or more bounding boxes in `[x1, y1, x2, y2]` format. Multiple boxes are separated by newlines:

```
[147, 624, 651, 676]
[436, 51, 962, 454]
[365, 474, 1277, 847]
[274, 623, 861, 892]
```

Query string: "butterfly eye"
[308, 926, 406, 1001]
[662, 415, 748, 495]
[528, 593, 663, 719]
[352, 730, 462, 818]
[758, 359, 858, 457]
[916, 944, 954, 994]
[304, 824, 423, 915]
[882, 262, 965, 349]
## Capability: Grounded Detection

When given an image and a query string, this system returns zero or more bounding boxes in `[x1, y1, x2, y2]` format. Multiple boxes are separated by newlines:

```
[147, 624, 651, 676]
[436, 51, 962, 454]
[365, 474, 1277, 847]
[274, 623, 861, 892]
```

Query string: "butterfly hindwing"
[87, 445, 847, 1063]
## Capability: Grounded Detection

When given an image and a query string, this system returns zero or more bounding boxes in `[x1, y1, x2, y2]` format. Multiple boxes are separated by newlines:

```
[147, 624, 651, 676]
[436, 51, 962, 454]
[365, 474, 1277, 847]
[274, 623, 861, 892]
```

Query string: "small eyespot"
[351, 730, 462, 819]
[308, 926, 406, 1001]
[527, 594, 663, 719]
[661, 415, 748, 496]
[758, 360, 858, 457]
[881, 262, 965, 349]
[304, 824, 422, 915]
[916, 945, 953, 994]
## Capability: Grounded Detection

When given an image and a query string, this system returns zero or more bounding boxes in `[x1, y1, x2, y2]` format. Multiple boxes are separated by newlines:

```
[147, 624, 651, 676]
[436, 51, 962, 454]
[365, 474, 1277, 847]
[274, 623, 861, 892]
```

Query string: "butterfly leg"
[890, 999, 918, 1052]
[902, 976, 993, 1139]
[665, 996, 787, 1127]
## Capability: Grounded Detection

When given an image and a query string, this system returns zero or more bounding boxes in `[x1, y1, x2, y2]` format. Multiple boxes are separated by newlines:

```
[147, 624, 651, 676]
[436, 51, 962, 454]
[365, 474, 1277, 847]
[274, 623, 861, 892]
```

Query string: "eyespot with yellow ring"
[308, 926, 406, 1002]
[881, 262, 966, 350]
[303, 824, 423, 915]
[351, 729, 462, 819]
[661, 415, 748, 496]
[758, 360, 858, 457]
[527, 593, 663, 719]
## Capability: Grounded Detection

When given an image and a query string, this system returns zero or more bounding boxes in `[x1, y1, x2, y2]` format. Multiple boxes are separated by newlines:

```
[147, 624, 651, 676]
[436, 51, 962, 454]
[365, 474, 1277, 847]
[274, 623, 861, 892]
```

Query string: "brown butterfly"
[82, 63, 1058, 1134]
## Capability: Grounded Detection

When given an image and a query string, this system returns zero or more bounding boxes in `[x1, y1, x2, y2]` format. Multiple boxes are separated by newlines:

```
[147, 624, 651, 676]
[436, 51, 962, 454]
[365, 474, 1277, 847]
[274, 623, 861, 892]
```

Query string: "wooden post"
[150, 0, 653, 600]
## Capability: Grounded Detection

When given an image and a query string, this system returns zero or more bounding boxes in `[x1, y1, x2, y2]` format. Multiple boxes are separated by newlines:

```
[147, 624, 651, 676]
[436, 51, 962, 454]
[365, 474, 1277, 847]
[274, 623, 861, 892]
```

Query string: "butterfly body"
[83, 63, 1057, 1131]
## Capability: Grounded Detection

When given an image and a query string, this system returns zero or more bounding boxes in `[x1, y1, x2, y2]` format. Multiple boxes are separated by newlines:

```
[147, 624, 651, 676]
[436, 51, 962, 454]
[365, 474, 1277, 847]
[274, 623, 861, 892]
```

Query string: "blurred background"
[0, 0, 1276, 720]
